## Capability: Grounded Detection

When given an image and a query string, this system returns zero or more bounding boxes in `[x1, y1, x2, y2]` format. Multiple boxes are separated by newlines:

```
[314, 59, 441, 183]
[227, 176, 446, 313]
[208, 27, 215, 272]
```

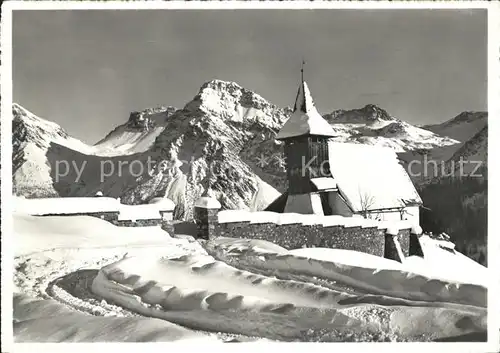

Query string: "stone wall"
[161, 223, 175, 235]
[320, 226, 386, 257]
[384, 235, 402, 262]
[39, 210, 175, 234]
[409, 233, 424, 256]
[383, 229, 411, 262]
[41, 212, 119, 223]
[214, 221, 401, 259]
[194, 207, 418, 262]
[194, 207, 218, 240]
[114, 219, 162, 227]
[398, 228, 411, 257]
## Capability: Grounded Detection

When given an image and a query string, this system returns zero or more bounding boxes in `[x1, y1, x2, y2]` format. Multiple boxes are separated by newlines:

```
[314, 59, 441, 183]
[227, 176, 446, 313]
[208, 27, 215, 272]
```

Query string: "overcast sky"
[13, 9, 487, 144]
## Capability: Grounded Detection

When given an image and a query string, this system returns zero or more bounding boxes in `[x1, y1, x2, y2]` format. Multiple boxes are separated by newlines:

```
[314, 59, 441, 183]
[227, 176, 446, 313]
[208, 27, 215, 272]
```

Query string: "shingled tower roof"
[276, 63, 336, 140]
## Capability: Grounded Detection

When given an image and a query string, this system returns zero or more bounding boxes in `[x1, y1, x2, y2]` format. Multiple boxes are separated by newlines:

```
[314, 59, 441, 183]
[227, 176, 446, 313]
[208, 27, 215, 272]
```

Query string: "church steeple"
[276, 64, 336, 140]
[293, 60, 309, 113]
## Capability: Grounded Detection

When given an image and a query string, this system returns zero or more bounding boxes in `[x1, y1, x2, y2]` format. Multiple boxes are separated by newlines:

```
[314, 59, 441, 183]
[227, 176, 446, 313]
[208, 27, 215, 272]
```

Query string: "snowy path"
[15, 249, 267, 342]
[12, 214, 271, 342]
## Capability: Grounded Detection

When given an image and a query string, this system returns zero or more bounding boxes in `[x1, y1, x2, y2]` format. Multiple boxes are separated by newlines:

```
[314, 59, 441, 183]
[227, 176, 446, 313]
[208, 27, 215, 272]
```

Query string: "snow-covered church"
[265, 68, 422, 225]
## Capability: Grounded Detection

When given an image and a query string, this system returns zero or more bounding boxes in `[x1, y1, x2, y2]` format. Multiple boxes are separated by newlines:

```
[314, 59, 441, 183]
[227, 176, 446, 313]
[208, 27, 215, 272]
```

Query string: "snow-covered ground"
[11, 210, 489, 343]
[13, 212, 227, 342]
[13, 293, 220, 342]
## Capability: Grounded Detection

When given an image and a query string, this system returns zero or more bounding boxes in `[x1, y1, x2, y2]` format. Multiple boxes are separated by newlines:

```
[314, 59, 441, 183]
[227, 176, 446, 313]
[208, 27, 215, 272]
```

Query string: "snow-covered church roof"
[327, 142, 422, 212]
[276, 79, 336, 140]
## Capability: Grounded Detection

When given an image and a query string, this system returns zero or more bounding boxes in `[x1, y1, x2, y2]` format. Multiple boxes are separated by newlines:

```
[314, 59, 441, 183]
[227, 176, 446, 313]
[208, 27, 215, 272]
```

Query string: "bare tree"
[358, 188, 376, 219]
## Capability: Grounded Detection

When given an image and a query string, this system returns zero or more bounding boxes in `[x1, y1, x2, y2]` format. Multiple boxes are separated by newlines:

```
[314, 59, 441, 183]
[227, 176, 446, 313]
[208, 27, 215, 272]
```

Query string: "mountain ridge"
[12, 79, 485, 220]
[421, 111, 487, 142]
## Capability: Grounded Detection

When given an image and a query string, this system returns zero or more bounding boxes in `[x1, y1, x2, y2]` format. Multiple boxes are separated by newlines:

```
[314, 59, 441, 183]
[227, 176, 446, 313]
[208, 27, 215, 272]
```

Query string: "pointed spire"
[277, 65, 336, 140]
[301, 60, 305, 83]
[293, 60, 309, 113]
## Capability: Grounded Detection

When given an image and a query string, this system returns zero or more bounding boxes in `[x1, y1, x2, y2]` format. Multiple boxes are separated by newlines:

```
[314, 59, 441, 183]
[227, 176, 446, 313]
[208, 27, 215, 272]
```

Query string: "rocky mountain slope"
[445, 125, 487, 175]
[12, 80, 486, 221]
[12, 103, 97, 197]
[118, 80, 288, 218]
[422, 111, 487, 142]
[12, 82, 286, 219]
[324, 104, 459, 152]
[398, 111, 487, 183]
[95, 106, 177, 156]
[415, 113, 487, 265]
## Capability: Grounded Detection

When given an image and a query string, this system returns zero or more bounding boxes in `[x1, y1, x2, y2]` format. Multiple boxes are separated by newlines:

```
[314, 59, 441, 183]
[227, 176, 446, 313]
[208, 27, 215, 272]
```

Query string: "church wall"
[284, 137, 331, 195]
[310, 194, 325, 215]
[285, 139, 312, 194]
[405, 206, 420, 225]
[366, 211, 401, 222]
[307, 138, 330, 178]
[363, 206, 420, 224]
[284, 194, 314, 214]
[327, 191, 353, 217]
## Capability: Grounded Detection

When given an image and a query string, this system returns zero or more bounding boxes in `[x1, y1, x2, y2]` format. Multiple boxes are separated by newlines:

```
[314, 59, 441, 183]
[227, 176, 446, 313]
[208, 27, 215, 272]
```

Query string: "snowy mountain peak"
[126, 106, 177, 132]
[13, 103, 70, 145]
[319, 104, 458, 153]
[94, 105, 177, 156]
[198, 79, 269, 106]
[183, 79, 284, 127]
[12, 103, 97, 197]
[325, 104, 395, 124]
[199, 79, 244, 93]
[12, 103, 93, 154]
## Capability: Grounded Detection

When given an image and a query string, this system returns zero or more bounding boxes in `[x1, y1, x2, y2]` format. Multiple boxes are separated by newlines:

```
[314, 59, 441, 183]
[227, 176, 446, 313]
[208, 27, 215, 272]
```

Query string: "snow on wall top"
[218, 210, 252, 223]
[310, 177, 338, 191]
[249, 211, 281, 224]
[118, 204, 161, 221]
[194, 196, 222, 209]
[328, 142, 422, 212]
[13, 197, 121, 215]
[217, 209, 416, 231]
[276, 81, 336, 140]
[149, 197, 176, 211]
[14, 196, 175, 219]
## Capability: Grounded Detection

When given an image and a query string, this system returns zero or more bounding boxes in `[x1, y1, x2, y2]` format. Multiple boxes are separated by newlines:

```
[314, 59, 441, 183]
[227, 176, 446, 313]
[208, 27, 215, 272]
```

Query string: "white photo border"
[1, 1, 499, 352]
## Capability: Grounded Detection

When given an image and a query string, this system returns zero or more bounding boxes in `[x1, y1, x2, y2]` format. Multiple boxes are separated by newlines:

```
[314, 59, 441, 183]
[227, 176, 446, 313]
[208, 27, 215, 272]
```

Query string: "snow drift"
[91, 237, 487, 341]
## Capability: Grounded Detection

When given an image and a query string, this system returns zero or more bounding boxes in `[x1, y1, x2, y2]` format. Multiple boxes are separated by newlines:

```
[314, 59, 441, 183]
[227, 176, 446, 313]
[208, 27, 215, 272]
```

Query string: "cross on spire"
[276, 63, 336, 140]
[301, 60, 305, 83]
